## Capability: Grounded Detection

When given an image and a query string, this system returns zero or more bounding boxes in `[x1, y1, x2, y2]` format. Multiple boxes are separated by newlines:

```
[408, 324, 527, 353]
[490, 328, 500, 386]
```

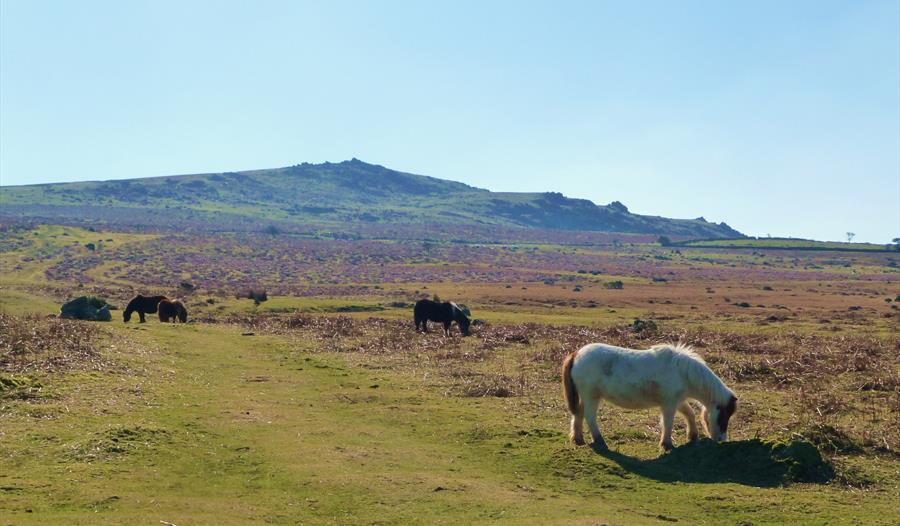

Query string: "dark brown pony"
[123, 295, 167, 323]
[413, 299, 471, 336]
[158, 298, 188, 323]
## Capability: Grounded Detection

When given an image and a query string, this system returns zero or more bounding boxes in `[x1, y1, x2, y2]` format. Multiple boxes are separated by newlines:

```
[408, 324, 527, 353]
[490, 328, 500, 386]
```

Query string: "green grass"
[2, 223, 898, 524]
[1, 312, 897, 525]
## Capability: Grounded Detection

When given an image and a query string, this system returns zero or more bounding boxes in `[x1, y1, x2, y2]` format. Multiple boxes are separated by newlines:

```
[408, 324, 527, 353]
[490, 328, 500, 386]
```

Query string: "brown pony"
[123, 294, 167, 323]
[158, 298, 188, 323]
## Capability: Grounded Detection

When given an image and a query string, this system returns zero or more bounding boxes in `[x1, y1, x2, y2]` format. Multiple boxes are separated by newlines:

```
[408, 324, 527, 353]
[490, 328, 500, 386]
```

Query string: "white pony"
[562, 342, 737, 451]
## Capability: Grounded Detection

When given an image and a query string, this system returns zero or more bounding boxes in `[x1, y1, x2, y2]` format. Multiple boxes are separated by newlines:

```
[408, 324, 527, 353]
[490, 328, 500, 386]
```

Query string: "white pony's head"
[702, 394, 738, 441]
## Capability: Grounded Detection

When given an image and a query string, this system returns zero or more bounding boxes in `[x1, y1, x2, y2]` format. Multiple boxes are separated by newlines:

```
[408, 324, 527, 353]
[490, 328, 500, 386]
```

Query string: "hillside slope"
[0, 159, 742, 238]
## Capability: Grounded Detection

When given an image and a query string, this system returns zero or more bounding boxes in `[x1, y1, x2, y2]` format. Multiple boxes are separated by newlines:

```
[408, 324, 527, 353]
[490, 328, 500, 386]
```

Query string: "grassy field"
[2, 223, 898, 525]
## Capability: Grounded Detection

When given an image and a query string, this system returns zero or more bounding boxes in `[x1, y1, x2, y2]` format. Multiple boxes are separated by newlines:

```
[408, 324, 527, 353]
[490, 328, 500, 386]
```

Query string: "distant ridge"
[0, 159, 743, 238]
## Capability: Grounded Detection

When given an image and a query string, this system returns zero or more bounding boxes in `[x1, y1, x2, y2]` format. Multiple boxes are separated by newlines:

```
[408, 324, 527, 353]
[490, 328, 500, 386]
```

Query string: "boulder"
[59, 296, 113, 321]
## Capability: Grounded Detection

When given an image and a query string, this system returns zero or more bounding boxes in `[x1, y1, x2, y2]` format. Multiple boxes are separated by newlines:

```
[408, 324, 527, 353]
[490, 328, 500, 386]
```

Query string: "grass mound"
[590, 438, 835, 487]
[652, 438, 834, 485]
[70, 426, 173, 462]
[796, 424, 865, 455]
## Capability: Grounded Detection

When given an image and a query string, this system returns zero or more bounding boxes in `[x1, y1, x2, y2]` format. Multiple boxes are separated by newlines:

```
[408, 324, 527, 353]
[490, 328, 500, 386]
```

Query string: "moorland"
[0, 216, 897, 525]
[1, 163, 898, 525]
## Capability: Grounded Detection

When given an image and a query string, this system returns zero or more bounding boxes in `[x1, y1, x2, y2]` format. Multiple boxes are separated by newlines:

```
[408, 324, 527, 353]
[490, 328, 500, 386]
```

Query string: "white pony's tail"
[562, 351, 580, 415]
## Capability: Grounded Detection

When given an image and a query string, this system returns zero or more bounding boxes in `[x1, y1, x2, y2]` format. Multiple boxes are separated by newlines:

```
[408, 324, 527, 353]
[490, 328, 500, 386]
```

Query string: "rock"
[59, 296, 113, 321]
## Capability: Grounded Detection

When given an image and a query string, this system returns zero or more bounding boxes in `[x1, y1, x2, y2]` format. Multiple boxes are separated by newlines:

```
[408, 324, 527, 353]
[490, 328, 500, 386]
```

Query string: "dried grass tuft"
[0, 312, 106, 374]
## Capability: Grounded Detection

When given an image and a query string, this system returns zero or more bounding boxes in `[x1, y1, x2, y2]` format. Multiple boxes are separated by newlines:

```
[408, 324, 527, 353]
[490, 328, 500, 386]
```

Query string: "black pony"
[414, 299, 471, 336]
[123, 295, 167, 323]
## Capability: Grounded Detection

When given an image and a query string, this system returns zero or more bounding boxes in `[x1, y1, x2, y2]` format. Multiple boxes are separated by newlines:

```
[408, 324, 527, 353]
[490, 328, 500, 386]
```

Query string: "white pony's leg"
[678, 402, 699, 442]
[699, 406, 711, 437]
[570, 402, 585, 446]
[583, 396, 608, 450]
[659, 404, 677, 451]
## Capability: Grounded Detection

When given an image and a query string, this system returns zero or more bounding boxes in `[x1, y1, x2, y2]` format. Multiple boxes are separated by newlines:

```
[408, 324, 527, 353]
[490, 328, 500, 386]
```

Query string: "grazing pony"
[158, 298, 188, 323]
[123, 295, 167, 323]
[562, 342, 737, 452]
[413, 299, 471, 336]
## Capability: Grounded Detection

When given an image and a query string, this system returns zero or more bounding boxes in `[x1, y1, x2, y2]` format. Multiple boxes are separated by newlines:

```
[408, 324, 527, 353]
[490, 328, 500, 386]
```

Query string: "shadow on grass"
[591, 438, 833, 487]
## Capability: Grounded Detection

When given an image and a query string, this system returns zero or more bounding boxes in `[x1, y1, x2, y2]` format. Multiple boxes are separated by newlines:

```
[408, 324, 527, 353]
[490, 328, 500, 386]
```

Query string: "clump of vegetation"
[604, 280, 624, 289]
[0, 374, 44, 400]
[0, 313, 105, 374]
[795, 424, 864, 455]
[448, 370, 530, 398]
[70, 426, 172, 462]
[630, 318, 658, 333]
[771, 439, 836, 483]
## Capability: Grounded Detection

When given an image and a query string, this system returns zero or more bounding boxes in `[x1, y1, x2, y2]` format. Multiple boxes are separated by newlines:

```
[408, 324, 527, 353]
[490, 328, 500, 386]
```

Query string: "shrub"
[630, 318, 657, 333]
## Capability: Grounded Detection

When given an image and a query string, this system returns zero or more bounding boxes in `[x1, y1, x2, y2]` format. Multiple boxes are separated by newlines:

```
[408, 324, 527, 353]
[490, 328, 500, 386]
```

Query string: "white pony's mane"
[649, 342, 732, 403]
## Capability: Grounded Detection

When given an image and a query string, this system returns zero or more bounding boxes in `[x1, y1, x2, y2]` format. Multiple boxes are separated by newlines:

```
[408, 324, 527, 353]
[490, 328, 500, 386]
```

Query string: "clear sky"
[1, 1, 898, 242]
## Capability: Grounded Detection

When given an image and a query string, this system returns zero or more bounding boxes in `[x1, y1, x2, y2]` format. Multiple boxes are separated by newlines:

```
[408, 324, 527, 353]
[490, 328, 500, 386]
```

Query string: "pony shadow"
[590, 438, 811, 487]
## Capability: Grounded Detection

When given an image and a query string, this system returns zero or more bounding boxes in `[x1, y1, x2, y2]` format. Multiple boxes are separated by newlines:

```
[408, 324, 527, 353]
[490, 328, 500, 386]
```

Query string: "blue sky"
[1, 1, 898, 242]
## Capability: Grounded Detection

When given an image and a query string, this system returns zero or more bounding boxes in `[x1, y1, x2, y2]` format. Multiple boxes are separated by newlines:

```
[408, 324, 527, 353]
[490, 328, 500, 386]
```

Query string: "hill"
[0, 159, 742, 238]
